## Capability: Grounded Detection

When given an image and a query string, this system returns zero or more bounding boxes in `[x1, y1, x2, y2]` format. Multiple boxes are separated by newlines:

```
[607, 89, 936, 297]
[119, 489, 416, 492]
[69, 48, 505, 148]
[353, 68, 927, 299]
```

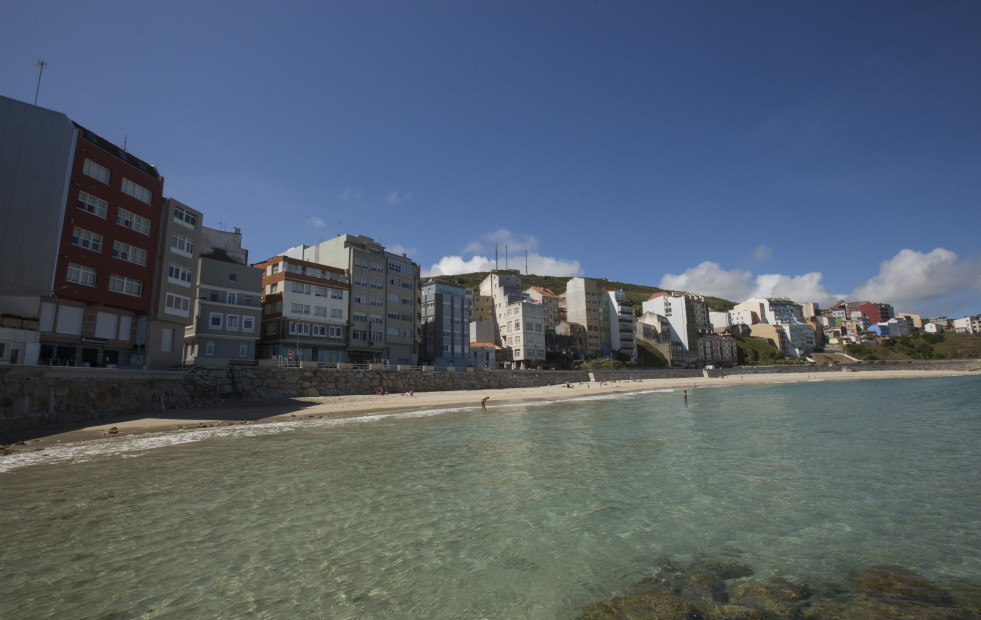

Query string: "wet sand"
[7, 368, 975, 451]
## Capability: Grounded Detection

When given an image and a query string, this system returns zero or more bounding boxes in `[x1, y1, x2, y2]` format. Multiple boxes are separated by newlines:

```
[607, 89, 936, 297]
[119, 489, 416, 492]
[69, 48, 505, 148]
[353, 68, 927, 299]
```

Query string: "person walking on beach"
[481, 396, 490, 411]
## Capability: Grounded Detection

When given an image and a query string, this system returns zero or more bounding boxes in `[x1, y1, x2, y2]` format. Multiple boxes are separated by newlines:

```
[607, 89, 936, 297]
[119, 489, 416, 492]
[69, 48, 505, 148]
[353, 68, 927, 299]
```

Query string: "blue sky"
[3, 1, 979, 317]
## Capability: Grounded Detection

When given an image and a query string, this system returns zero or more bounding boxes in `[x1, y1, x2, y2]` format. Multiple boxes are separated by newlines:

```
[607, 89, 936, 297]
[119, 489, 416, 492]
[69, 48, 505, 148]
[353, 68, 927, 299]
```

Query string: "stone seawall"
[2, 360, 978, 440]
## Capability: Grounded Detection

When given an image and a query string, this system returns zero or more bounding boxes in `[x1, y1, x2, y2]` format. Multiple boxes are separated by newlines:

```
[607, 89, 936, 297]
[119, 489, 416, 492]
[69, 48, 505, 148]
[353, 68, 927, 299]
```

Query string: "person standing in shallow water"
[683, 390, 688, 405]
[481, 396, 490, 411]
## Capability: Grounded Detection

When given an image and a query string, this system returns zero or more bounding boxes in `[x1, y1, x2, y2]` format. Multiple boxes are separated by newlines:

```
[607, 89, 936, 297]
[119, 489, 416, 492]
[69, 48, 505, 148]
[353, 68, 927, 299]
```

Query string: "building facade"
[419, 279, 472, 368]
[147, 198, 202, 369]
[183, 227, 262, 363]
[255, 254, 349, 364]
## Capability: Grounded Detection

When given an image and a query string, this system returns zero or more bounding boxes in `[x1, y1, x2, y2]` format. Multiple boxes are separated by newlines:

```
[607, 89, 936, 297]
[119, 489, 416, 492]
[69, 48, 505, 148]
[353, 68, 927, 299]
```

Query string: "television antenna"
[34, 60, 46, 106]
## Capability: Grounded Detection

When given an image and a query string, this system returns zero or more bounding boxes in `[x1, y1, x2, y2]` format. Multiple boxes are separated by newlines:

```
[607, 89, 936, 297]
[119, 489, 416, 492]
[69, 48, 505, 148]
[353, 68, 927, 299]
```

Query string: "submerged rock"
[580, 591, 704, 620]
[852, 564, 954, 606]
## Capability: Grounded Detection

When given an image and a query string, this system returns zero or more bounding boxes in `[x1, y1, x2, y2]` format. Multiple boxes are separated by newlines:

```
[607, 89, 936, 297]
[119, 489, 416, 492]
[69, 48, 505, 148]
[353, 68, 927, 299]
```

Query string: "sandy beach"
[4, 368, 975, 452]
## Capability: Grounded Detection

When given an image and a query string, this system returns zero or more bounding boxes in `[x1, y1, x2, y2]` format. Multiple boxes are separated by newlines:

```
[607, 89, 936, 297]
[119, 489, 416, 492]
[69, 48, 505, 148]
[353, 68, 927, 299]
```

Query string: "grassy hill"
[846, 332, 981, 361]
[432, 272, 736, 312]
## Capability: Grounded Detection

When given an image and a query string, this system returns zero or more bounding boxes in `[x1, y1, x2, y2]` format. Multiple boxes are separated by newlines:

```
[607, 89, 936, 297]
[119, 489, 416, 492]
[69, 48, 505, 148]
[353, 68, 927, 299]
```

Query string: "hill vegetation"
[845, 332, 981, 361]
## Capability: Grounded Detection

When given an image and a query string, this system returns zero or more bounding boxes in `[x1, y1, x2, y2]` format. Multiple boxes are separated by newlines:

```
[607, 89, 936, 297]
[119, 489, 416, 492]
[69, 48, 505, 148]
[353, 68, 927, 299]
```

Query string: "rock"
[580, 591, 704, 619]
[728, 577, 810, 617]
[852, 565, 954, 606]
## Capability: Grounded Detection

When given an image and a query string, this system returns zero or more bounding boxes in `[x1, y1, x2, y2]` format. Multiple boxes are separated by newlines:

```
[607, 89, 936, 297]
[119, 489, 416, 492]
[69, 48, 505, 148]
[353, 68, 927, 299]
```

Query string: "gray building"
[420, 279, 472, 368]
[289, 234, 420, 365]
[183, 227, 262, 363]
[147, 198, 201, 369]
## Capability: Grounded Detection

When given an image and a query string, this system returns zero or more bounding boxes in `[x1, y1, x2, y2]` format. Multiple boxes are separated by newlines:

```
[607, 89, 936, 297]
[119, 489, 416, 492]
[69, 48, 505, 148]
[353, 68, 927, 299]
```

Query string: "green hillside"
[431, 272, 735, 312]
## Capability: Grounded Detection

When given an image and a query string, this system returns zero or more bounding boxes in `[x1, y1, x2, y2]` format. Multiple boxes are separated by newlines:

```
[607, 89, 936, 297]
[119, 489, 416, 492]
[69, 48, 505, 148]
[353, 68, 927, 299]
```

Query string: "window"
[314, 306, 326, 317]
[173, 206, 196, 228]
[226, 315, 239, 330]
[315, 287, 327, 297]
[117, 208, 151, 235]
[228, 273, 237, 283]
[205, 341, 215, 356]
[239, 343, 249, 358]
[292, 282, 312, 294]
[312, 325, 327, 337]
[165, 293, 191, 317]
[329, 326, 343, 339]
[108, 274, 142, 297]
[387, 327, 399, 337]
[82, 159, 110, 184]
[171, 234, 194, 257]
[352, 329, 367, 340]
[241, 316, 254, 332]
[66, 263, 97, 287]
[77, 191, 108, 218]
[227, 293, 237, 305]
[71, 228, 103, 252]
[121, 178, 152, 204]
[209, 313, 223, 328]
[168, 264, 193, 286]
[112, 241, 147, 266]
[291, 303, 311, 315]
[244, 295, 252, 306]
[331, 289, 344, 299]
[330, 308, 343, 319]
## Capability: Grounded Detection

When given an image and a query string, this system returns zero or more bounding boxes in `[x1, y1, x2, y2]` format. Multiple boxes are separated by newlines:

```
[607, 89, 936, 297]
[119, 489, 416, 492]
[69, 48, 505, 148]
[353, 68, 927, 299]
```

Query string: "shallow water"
[1, 376, 979, 618]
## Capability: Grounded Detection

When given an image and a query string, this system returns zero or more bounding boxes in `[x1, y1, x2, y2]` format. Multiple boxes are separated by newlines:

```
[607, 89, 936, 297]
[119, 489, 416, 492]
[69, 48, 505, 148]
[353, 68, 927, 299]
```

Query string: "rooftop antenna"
[34, 60, 46, 106]
[122, 134, 128, 151]
[494, 244, 498, 272]
[525, 249, 528, 275]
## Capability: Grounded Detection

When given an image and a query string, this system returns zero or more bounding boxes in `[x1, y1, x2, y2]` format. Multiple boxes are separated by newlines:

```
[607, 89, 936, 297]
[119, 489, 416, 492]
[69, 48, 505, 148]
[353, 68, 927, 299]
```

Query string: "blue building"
[419, 279, 472, 368]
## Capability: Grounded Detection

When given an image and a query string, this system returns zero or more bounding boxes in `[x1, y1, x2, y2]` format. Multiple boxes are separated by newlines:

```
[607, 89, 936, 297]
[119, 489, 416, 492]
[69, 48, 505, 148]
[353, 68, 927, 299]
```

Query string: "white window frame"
[77, 191, 108, 218]
[167, 263, 193, 287]
[226, 315, 240, 331]
[241, 316, 255, 332]
[171, 234, 194, 257]
[238, 343, 249, 358]
[112, 240, 147, 266]
[209, 312, 223, 329]
[121, 178, 152, 204]
[66, 263, 97, 287]
[117, 208, 151, 235]
[108, 274, 143, 297]
[82, 159, 110, 184]
[71, 227, 103, 252]
[164, 293, 191, 317]
[173, 206, 197, 228]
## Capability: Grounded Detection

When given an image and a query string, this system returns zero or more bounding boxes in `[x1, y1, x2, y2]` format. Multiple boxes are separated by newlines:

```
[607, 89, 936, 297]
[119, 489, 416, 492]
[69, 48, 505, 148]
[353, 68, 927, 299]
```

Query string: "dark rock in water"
[688, 558, 755, 581]
[727, 577, 811, 617]
[853, 565, 954, 606]
[579, 591, 704, 619]
[800, 593, 974, 619]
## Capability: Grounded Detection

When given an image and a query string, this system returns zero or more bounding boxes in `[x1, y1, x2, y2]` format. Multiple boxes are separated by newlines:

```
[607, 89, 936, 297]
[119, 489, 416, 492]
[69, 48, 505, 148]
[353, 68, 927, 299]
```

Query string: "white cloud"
[339, 188, 361, 201]
[423, 229, 582, 278]
[851, 248, 981, 314]
[385, 243, 418, 258]
[425, 255, 496, 276]
[386, 191, 411, 206]
[751, 244, 772, 262]
[660, 262, 836, 305]
[660, 262, 753, 301]
[751, 272, 835, 306]
[307, 217, 327, 229]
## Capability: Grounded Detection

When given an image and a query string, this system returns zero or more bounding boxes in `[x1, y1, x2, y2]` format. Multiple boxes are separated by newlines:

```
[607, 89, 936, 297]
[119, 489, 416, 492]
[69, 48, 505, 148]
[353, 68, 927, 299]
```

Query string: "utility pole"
[34, 60, 46, 106]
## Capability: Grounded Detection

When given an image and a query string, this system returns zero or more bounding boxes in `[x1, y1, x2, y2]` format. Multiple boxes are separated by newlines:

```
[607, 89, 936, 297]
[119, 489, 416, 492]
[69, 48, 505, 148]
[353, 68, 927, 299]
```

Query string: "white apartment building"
[480, 271, 546, 365]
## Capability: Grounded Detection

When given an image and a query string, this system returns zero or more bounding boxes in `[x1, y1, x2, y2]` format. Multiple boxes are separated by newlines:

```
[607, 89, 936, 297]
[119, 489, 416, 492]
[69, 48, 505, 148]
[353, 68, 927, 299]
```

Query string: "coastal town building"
[564, 277, 603, 356]
[604, 289, 637, 360]
[481, 271, 546, 366]
[641, 292, 708, 356]
[749, 323, 789, 354]
[468, 342, 500, 369]
[147, 198, 202, 369]
[289, 235, 420, 365]
[552, 320, 587, 365]
[0, 95, 165, 368]
[254, 254, 349, 364]
[419, 279, 472, 369]
[183, 227, 262, 364]
[697, 333, 738, 367]
[524, 286, 560, 334]
[858, 302, 895, 324]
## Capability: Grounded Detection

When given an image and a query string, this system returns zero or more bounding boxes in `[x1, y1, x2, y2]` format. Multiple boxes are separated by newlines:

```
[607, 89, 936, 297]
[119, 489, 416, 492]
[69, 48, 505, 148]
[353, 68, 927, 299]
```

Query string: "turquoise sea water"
[1, 375, 979, 618]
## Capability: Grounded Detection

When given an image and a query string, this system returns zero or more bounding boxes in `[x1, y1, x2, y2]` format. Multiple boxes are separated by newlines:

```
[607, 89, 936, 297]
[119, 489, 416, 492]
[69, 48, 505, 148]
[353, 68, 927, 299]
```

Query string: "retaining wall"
[2, 360, 978, 441]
